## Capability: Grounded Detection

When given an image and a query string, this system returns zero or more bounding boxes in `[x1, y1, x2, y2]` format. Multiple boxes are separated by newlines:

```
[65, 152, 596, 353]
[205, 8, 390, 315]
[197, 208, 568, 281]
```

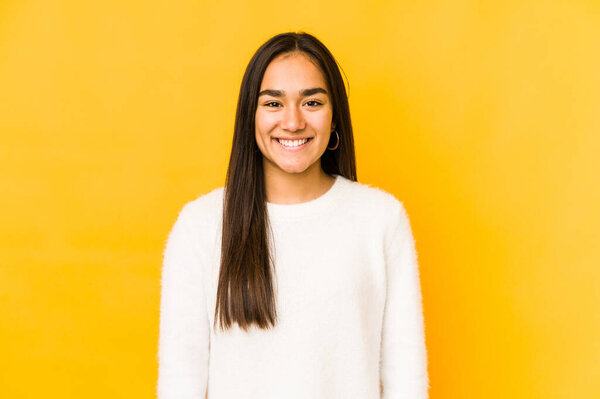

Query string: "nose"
[281, 104, 305, 132]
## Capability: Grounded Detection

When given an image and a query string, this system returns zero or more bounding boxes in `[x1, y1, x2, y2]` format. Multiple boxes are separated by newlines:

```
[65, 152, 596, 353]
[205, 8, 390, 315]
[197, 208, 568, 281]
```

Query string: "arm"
[380, 202, 429, 398]
[157, 204, 210, 398]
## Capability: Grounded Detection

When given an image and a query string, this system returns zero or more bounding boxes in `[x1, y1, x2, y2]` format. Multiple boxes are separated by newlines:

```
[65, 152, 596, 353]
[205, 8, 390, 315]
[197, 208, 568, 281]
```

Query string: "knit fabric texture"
[157, 174, 429, 398]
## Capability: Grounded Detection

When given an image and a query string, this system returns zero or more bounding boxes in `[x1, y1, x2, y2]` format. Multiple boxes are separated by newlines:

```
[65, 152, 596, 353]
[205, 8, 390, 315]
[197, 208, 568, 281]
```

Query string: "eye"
[306, 100, 323, 107]
[264, 101, 281, 107]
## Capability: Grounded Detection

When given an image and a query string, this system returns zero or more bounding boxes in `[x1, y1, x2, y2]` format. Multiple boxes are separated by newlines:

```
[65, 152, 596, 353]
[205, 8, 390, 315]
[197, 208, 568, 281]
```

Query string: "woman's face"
[255, 52, 335, 178]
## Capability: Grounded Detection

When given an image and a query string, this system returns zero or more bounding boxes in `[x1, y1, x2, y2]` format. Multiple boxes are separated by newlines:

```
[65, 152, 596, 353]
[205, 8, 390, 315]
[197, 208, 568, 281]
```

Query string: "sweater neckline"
[266, 174, 344, 221]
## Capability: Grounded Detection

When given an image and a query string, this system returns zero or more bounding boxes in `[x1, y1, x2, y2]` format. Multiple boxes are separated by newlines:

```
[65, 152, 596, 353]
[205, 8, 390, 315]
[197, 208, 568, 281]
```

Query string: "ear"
[331, 121, 336, 131]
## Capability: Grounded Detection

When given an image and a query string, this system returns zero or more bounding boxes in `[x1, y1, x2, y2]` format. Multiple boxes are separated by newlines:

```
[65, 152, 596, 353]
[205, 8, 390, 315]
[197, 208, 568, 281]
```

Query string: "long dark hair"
[215, 32, 357, 331]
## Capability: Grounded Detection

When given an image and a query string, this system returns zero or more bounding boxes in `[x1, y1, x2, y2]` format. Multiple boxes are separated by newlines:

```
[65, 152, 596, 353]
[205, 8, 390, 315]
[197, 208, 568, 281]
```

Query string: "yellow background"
[1, 1, 599, 398]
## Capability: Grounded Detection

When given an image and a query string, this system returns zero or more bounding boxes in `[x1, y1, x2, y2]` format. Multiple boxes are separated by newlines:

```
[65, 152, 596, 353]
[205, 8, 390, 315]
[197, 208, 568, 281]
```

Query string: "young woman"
[157, 32, 429, 399]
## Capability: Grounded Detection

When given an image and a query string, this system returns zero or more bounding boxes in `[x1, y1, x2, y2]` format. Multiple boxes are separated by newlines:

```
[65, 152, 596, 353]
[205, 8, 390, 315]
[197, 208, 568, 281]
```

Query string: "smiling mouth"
[274, 137, 313, 148]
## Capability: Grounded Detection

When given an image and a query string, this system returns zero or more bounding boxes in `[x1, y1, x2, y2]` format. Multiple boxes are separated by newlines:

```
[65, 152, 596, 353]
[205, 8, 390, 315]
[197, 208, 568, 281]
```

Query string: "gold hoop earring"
[327, 130, 340, 150]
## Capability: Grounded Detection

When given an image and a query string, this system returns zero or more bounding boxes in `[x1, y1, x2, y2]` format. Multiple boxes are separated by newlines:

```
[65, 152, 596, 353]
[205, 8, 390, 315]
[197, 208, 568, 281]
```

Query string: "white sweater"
[157, 174, 429, 399]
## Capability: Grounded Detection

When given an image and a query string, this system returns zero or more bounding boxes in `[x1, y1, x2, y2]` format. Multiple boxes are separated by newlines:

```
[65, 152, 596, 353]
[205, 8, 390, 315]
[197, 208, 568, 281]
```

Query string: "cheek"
[256, 111, 278, 130]
[308, 110, 333, 131]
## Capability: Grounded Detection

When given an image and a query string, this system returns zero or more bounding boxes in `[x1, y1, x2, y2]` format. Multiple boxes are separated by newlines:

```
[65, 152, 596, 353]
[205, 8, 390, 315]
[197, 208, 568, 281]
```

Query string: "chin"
[274, 161, 313, 175]
[266, 156, 320, 176]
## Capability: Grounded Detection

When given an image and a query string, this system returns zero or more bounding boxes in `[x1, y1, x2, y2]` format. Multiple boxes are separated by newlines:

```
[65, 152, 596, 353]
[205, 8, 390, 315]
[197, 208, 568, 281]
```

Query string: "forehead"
[260, 52, 327, 90]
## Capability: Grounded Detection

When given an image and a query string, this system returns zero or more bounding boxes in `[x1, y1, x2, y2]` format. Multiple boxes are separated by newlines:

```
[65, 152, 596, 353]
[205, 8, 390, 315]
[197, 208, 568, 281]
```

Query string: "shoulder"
[336, 176, 413, 242]
[174, 186, 224, 233]
[184, 186, 224, 214]
[337, 176, 406, 219]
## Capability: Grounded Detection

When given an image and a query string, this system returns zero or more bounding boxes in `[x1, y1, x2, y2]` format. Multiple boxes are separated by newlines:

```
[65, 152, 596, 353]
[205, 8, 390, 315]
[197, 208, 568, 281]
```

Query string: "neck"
[263, 161, 335, 205]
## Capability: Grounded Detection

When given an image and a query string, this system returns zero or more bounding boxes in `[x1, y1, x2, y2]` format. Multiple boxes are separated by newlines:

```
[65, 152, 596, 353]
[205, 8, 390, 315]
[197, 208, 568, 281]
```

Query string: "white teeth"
[277, 138, 309, 147]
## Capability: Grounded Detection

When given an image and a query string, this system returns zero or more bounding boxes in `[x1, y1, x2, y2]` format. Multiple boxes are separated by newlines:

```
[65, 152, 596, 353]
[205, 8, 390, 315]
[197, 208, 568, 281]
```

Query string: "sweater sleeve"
[157, 204, 210, 399]
[380, 201, 429, 399]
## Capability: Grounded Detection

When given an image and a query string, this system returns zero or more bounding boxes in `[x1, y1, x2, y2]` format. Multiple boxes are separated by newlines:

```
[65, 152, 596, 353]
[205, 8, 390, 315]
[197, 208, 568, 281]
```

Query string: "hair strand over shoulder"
[215, 31, 357, 331]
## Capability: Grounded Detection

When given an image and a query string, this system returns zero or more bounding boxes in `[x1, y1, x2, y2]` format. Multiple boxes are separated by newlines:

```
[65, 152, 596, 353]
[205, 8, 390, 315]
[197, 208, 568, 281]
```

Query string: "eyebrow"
[258, 87, 328, 97]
